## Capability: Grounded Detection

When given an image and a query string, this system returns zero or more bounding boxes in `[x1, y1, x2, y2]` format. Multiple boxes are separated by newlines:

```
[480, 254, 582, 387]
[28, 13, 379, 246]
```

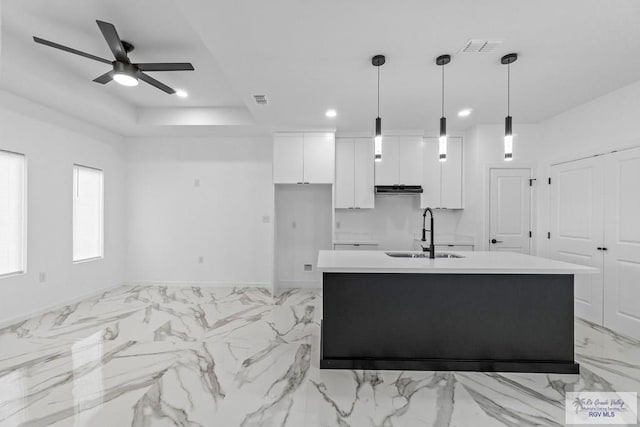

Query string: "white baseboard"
[123, 280, 272, 289]
[0, 282, 123, 329]
[274, 280, 321, 290]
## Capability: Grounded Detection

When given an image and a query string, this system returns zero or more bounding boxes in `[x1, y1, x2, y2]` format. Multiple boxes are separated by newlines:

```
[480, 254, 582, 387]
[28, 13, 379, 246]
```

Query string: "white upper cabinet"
[374, 136, 423, 185]
[440, 138, 463, 209]
[398, 136, 424, 185]
[273, 132, 335, 184]
[421, 139, 440, 208]
[335, 138, 355, 208]
[421, 137, 463, 209]
[335, 138, 374, 209]
[374, 136, 399, 185]
[354, 139, 375, 208]
[273, 134, 304, 184]
[303, 133, 335, 183]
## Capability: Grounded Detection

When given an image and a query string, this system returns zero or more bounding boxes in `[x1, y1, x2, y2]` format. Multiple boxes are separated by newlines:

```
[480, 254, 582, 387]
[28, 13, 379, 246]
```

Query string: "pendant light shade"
[436, 54, 450, 162]
[372, 55, 385, 162]
[501, 53, 518, 161]
[439, 117, 447, 161]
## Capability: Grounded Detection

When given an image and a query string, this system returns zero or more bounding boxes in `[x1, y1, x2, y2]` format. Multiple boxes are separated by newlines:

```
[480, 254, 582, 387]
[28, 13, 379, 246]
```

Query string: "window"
[73, 165, 103, 262]
[0, 150, 26, 277]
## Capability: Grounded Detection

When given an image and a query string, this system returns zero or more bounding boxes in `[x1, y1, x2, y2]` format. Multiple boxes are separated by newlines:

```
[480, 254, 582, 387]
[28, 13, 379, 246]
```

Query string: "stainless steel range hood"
[374, 185, 423, 195]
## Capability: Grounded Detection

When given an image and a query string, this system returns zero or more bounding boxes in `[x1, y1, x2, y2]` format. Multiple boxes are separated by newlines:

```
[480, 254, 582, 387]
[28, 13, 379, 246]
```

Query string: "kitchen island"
[317, 250, 598, 373]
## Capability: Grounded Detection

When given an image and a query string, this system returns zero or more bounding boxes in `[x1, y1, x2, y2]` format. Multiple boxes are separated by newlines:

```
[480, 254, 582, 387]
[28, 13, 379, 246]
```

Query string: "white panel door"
[549, 157, 604, 325]
[273, 134, 304, 183]
[374, 136, 399, 185]
[353, 139, 375, 209]
[303, 133, 335, 184]
[398, 136, 423, 185]
[421, 138, 440, 208]
[603, 147, 640, 338]
[335, 138, 355, 209]
[489, 168, 531, 254]
[441, 137, 463, 209]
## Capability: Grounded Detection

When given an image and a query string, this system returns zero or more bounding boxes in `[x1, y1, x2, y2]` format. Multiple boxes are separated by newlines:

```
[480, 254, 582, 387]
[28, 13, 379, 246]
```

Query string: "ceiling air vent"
[252, 94, 269, 105]
[460, 39, 503, 53]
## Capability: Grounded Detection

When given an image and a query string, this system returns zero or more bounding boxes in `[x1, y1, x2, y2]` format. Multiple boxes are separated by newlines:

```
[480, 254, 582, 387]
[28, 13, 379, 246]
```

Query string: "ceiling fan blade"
[33, 36, 112, 65]
[139, 73, 175, 94]
[93, 71, 114, 84]
[136, 63, 194, 72]
[96, 20, 129, 63]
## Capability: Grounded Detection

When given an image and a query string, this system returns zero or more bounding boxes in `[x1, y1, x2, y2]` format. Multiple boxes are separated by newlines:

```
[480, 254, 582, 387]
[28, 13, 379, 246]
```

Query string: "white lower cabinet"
[421, 137, 463, 209]
[550, 146, 640, 339]
[335, 138, 374, 209]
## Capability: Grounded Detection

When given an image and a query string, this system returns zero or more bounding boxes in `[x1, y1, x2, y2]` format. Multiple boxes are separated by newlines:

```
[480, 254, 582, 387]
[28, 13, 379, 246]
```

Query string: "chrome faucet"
[421, 207, 435, 259]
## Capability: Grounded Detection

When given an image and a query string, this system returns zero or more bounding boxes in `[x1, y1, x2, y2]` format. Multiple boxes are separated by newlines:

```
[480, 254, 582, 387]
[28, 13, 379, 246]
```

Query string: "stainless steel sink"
[435, 253, 465, 259]
[385, 252, 464, 259]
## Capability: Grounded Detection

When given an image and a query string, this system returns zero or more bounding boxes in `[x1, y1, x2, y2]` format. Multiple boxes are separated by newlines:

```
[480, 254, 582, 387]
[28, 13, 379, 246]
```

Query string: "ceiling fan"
[33, 20, 194, 94]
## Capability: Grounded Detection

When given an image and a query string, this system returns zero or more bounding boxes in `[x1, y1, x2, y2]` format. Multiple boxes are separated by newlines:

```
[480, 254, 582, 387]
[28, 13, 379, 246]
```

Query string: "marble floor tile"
[0, 285, 638, 426]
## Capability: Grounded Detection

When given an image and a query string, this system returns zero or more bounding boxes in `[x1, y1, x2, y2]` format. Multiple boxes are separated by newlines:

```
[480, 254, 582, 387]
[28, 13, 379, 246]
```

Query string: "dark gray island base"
[320, 272, 579, 374]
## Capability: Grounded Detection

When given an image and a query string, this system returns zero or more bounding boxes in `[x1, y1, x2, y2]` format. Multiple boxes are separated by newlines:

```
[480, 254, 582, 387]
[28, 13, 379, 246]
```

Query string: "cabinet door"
[354, 139, 375, 209]
[421, 138, 441, 208]
[441, 137, 463, 209]
[303, 133, 335, 183]
[374, 136, 399, 185]
[603, 147, 640, 339]
[273, 134, 304, 183]
[398, 136, 424, 185]
[335, 138, 355, 209]
[549, 157, 604, 325]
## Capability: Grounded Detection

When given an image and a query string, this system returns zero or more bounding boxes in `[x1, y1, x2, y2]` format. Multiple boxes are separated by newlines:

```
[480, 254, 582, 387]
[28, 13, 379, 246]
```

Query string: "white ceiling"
[2, 0, 640, 137]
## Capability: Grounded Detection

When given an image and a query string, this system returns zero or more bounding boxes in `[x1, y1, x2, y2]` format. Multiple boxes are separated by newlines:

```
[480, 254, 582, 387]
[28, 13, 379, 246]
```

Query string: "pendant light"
[436, 54, 451, 162]
[372, 55, 385, 162]
[501, 53, 518, 161]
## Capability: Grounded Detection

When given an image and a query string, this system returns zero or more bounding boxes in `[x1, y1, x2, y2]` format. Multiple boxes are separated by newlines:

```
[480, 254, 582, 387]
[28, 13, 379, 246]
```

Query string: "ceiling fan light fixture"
[113, 61, 139, 86]
[175, 89, 189, 98]
[113, 73, 139, 86]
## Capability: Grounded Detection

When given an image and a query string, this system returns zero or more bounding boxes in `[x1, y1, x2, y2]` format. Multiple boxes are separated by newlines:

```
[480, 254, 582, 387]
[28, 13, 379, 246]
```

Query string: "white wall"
[0, 98, 127, 325]
[275, 184, 332, 289]
[125, 137, 274, 287]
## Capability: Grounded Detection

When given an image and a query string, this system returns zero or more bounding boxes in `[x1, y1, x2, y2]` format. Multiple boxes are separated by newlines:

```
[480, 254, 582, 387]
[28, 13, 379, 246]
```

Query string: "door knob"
[491, 239, 503, 244]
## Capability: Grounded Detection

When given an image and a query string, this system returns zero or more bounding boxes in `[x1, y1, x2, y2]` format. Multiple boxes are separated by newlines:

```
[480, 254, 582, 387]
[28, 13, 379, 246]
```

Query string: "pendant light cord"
[507, 63, 511, 116]
[377, 66, 380, 117]
[441, 63, 445, 116]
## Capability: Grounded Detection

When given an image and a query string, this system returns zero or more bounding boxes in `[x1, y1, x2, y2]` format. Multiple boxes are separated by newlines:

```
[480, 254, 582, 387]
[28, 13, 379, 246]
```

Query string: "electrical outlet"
[39, 272, 46, 283]
[304, 264, 313, 272]
[194, 179, 201, 187]
[262, 215, 270, 223]
[198, 256, 204, 264]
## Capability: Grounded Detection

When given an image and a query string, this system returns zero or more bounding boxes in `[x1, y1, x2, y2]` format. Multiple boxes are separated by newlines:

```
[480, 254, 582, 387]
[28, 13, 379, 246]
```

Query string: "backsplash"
[334, 195, 463, 250]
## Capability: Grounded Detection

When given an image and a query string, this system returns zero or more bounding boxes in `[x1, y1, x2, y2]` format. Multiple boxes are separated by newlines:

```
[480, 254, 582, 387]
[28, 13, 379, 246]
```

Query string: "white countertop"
[317, 250, 599, 275]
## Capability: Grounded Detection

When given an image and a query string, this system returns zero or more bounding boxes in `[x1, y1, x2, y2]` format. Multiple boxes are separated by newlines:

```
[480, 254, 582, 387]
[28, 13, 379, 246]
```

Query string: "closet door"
[603, 147, 640, 339]
[549, 157, 604, 325]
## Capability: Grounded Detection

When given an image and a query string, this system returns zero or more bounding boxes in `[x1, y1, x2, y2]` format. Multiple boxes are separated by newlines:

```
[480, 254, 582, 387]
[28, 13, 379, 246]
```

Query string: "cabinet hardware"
[529, 178, 537, 187]
[597, 247, 608, 251]
[297, 182, 303, 184]
[548, 177, 552, 184]
[490, 239, 503, 244]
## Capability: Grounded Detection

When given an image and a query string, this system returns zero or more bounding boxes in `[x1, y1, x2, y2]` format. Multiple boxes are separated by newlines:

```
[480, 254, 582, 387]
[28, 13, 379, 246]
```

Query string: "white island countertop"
[317, 250, 599, 275]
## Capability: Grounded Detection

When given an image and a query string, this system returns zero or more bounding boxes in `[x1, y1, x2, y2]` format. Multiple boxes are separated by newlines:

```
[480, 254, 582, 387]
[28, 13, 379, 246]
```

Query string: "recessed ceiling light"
[457, 108, 472, 117]
[175, 89, 188, 98]
[325, 109, 337, 118]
